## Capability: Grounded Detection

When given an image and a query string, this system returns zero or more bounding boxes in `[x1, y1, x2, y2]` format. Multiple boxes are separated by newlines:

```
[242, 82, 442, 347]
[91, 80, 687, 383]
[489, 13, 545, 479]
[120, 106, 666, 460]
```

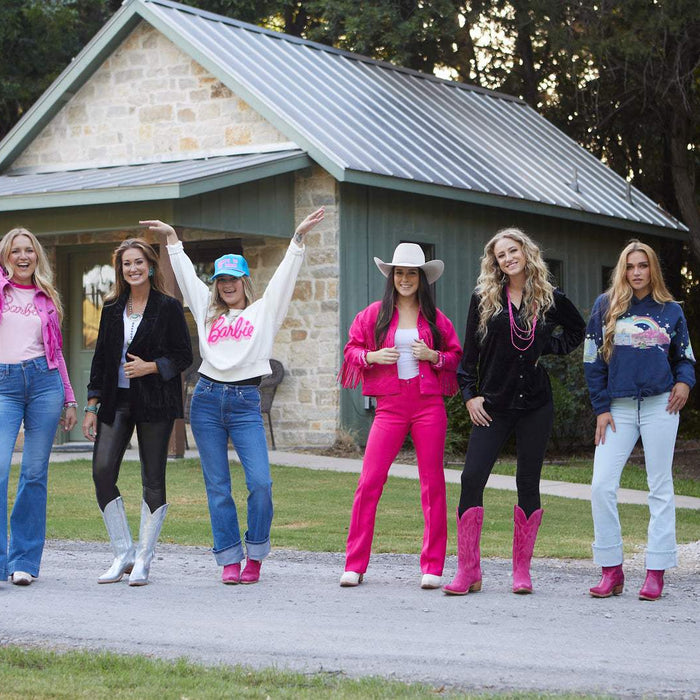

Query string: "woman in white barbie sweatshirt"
[141, 208, 324, 584]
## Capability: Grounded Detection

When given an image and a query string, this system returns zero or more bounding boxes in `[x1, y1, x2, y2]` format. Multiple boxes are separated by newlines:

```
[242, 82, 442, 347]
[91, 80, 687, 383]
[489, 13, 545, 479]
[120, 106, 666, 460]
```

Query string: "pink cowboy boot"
[443, 507, 483, 595]
[638, 569, 664, 601]
[512, 505, 544, 594]
[589, 565, 625, 598]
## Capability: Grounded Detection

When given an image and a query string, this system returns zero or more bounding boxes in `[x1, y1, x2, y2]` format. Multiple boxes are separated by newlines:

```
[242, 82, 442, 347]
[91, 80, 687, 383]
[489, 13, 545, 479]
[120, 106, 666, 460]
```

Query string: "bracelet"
[84, 405, 98, 414]
[64, 401, 78, 409]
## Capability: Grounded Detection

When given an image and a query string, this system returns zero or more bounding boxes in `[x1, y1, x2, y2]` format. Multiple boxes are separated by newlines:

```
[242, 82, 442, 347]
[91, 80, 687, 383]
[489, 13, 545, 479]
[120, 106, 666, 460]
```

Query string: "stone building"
[0, 0, 687, 448]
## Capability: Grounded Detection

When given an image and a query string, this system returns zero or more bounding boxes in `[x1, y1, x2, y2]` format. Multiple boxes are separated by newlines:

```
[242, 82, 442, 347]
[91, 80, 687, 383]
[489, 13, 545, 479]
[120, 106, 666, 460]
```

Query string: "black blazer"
[88, 289, 193, 424]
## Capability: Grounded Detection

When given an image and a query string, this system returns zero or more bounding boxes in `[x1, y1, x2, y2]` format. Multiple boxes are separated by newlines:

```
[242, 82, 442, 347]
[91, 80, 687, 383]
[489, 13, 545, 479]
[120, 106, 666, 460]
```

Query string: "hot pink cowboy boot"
[512, 505, 543, 594]
[638, 569, 664, 601]
[240, 558, 262, 584]
[443, 507, 483, 596]
[589, 565, 624, 598]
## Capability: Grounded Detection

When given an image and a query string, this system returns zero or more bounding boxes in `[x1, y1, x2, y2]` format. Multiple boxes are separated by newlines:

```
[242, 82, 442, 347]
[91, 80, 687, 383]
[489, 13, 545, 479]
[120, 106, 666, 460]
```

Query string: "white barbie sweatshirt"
[167, 239, 304, 382]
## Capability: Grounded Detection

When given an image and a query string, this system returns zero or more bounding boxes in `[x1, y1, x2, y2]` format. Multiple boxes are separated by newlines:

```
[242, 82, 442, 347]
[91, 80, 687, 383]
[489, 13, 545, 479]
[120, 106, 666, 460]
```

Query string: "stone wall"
[13, 22, 288, 172]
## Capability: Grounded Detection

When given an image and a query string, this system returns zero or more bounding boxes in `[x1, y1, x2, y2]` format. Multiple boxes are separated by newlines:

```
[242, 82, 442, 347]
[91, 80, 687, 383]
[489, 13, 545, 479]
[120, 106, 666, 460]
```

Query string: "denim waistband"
[0, 355, 49, 371]
[198, 373, 261, 387]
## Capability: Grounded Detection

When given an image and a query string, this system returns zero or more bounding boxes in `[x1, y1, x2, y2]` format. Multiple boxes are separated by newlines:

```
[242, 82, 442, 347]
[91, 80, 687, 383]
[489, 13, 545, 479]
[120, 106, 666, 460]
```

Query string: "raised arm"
[140, 219, 179, 246]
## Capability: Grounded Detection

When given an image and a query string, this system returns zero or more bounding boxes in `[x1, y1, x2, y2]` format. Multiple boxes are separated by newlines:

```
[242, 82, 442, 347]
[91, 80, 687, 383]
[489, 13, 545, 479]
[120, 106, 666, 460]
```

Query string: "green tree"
[0, 0, 122, 140]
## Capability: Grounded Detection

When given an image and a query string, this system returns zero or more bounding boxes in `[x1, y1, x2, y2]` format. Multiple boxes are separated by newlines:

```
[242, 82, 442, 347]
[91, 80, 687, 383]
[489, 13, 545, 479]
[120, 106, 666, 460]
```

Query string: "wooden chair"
[259, 359, 284, 450]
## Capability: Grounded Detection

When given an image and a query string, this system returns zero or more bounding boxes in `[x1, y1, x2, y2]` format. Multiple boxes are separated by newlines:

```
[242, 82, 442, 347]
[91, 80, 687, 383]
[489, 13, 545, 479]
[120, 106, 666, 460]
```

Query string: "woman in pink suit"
[338, 243, 462, 589]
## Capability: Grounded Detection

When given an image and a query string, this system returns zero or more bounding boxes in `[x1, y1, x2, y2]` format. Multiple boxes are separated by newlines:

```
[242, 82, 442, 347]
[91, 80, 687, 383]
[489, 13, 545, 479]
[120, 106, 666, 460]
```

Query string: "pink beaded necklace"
[506, 286, 537, 351]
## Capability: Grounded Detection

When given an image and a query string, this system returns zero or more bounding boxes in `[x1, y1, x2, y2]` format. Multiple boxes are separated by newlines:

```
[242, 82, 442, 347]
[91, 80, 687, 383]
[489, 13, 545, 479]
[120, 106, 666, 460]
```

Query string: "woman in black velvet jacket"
[82, 238, 192, 586]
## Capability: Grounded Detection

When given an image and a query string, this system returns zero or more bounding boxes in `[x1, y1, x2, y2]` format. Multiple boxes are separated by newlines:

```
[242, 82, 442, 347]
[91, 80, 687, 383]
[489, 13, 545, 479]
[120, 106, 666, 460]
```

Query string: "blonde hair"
[207, 275, 256, 323]
[601, 240, 674, 362]
[0, 227, 63, 321]
[475, 228, 554, 339]
[105, 238, 169, 302]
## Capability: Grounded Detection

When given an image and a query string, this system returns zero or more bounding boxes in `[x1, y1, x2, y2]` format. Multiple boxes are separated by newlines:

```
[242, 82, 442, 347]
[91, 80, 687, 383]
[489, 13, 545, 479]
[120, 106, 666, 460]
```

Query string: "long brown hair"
[374, 268, 442, 350]
[601, 240, 674, 362]
[105, 238, 169, 302]
[0, 227, 64, 321]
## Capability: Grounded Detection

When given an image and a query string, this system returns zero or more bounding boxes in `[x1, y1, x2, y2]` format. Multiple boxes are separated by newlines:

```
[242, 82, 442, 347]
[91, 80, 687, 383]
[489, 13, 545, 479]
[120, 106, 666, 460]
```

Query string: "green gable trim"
[342, 170, 688, 241]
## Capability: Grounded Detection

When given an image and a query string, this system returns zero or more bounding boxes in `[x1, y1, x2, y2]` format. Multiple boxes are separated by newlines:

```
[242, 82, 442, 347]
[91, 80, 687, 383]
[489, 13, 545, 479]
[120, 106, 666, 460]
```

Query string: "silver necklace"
[127, 297, 144, 343]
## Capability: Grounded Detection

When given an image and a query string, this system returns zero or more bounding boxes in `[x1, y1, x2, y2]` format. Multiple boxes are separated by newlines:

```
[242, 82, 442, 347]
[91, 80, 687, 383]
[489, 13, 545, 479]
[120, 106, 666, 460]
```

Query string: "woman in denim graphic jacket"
[584, 240, 695, 601]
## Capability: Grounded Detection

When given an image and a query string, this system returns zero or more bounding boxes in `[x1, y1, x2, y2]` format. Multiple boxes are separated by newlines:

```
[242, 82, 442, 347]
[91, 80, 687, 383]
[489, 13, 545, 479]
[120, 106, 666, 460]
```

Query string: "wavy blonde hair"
[207, 275, 256, 323]
[0, 227, 63, 321]
[475, 228, 554, 339]
[601, 240, 674, 362]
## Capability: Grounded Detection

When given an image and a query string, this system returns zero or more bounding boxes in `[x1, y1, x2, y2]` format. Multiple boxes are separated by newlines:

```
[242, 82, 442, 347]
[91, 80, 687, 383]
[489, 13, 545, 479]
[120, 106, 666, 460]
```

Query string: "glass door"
[65, 250, 115, 442]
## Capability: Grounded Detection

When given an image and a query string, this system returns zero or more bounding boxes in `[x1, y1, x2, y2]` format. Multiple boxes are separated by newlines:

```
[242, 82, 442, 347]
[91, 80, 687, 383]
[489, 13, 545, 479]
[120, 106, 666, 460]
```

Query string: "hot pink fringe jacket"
[339, 301, 462, 397]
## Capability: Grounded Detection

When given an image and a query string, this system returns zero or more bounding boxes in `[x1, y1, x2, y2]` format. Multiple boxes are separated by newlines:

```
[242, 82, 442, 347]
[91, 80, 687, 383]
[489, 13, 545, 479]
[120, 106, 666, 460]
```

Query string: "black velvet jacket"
[87, 289, 193, 425]
[458, 289, 585, 411]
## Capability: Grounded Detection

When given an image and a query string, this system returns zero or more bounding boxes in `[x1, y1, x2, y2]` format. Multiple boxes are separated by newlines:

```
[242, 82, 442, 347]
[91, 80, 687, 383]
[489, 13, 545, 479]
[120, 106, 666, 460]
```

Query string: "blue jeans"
[190, 377, 272, 565]
[0, 357, 64, 579]
[591, 393, 679, 570]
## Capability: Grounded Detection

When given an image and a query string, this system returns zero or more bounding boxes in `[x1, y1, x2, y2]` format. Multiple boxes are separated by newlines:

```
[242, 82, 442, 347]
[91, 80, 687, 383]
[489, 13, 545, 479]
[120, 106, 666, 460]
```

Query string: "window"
[601, 266, 614, 292]
[545, 258, 564, 289]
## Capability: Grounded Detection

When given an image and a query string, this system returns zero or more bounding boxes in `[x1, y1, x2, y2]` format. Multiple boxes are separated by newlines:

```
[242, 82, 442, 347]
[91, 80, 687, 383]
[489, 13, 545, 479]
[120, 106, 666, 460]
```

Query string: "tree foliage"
[0, 0, 697, 262]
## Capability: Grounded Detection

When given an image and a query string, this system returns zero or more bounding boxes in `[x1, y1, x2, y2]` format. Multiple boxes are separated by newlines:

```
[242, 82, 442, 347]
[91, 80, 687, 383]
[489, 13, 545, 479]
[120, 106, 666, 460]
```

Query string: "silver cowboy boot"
[98, 497, 135, 584]
[128, 501, 169, 586]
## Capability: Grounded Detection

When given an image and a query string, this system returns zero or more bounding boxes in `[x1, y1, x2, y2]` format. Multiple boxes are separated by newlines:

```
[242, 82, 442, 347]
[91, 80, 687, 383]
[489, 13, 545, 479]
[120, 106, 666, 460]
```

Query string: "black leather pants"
[92, 391, 173, 512]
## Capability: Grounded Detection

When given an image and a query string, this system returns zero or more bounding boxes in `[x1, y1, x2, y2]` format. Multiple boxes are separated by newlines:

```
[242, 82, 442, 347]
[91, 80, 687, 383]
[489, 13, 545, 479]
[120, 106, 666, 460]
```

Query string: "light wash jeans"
[0, 357, 64, 579]
[591, 392, 679, 570]
[190, 377, 272, 566]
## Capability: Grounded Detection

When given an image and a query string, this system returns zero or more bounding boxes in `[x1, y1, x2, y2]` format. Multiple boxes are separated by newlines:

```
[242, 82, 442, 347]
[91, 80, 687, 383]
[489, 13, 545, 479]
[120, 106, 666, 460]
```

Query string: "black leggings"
[92, 392, 173, 512]
[458, 401, 554, 518]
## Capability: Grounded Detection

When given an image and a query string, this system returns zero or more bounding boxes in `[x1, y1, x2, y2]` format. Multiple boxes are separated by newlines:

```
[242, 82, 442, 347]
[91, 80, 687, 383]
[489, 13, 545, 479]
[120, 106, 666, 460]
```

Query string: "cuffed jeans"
[190, 377, 272, 566]
[591, 393, 679, 570]
[0, 357, 64, 579]
[345, 379, 448, 575]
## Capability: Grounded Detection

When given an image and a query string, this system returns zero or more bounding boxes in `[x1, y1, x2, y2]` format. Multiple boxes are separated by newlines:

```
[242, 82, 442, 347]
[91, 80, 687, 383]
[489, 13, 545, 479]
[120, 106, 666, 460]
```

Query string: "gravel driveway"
[2, 540, 698, 698]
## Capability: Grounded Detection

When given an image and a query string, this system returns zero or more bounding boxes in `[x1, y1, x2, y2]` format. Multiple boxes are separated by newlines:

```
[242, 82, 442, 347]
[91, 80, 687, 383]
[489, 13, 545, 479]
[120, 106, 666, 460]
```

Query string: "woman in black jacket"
[444, 228, 585, 596]
[82, 238, 192, 586]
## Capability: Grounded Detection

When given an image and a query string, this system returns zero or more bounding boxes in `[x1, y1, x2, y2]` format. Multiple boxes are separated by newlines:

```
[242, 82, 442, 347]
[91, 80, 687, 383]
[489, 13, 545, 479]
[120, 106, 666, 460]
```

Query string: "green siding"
[338, 183, 671, 441]
[174, 174, 295, 237]
[0, 175, 294, 237]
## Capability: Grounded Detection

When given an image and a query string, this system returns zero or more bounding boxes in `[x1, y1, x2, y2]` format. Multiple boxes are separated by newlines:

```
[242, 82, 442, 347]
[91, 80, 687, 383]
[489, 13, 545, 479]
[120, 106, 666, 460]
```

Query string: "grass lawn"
[0, 647, 610, 699]
[11, 458, 697, 560]
[446, 459, 700, 498]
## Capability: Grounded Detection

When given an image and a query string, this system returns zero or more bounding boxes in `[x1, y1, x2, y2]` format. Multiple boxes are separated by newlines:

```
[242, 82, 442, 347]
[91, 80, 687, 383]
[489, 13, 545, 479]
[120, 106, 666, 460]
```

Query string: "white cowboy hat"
[374, 243, 444, 285]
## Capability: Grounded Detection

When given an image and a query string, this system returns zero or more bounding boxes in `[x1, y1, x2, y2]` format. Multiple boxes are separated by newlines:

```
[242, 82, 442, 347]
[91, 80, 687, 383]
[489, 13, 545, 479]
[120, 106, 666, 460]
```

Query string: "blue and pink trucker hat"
[210, 253, 250, 280]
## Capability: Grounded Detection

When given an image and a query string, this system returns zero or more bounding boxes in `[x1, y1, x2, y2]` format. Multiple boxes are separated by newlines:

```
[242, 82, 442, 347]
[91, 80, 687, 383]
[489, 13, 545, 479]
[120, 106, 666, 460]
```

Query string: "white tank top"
[394, 327, 419, 379]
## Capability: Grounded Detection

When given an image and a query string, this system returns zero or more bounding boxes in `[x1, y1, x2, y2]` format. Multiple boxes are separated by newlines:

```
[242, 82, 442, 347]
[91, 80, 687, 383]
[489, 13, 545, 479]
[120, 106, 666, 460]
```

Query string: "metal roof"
[0, 0, 686, 235]
[0, 150, 310, 211]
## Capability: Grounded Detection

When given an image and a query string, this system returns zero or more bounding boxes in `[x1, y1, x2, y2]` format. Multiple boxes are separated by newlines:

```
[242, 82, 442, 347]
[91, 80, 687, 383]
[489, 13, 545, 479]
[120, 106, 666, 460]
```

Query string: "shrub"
[444, 351, 596, 456]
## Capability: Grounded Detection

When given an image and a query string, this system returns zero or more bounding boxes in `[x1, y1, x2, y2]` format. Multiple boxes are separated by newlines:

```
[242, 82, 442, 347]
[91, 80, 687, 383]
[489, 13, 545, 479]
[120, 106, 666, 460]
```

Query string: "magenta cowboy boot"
[512, 505, 543, 594]
[443, 507, 483, 595]
[638, 569, 664, 601]
[589, 565, 625, 598]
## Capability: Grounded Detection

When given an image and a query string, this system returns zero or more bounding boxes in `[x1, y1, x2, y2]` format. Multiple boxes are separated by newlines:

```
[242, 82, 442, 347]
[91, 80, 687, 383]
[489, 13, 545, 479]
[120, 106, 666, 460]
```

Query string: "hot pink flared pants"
[344, 378, 448, 575]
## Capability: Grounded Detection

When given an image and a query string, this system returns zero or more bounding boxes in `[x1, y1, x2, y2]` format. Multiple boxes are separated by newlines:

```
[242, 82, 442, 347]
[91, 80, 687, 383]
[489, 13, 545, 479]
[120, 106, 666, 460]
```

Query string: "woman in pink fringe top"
[338, 243, 462, 589]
